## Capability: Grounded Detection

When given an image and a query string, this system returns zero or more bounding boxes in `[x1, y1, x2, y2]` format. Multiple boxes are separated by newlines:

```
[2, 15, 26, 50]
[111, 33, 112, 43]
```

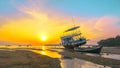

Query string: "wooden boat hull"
[74, 45, 103, 53]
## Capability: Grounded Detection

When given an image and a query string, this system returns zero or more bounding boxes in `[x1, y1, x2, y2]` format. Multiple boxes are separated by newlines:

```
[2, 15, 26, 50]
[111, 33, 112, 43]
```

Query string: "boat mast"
[72, 16, 78, 39]
[72, 16, 76, 35]
[72, 16, 81, 38]
[72, 16, 75, 27]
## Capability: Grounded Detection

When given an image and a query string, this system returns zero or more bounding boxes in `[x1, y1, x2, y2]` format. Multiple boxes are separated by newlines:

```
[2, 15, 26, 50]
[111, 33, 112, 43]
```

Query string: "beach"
[102, 47, 120, 54]
[59, 48, 120, 68]
[0, 49, 61, 68]
[0, 46, 120, 68]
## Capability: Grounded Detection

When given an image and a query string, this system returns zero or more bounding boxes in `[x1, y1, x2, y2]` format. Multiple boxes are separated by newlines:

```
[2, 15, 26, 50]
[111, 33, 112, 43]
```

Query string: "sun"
[41, 36, 47, 41]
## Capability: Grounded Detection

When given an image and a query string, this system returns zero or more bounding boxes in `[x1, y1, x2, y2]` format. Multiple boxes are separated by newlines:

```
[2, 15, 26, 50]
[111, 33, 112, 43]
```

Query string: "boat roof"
[61, 33, 81, 39]
[64, 26, 80, 32]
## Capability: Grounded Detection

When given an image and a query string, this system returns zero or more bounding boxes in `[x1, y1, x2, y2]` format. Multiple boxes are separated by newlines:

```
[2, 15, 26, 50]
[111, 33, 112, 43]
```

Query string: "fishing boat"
[60, 26, 86, 49]
[60, 26, 103, 53]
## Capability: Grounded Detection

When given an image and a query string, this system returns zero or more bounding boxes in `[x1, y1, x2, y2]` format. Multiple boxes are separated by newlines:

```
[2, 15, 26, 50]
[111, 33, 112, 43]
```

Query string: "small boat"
[74, 45, 103, 53]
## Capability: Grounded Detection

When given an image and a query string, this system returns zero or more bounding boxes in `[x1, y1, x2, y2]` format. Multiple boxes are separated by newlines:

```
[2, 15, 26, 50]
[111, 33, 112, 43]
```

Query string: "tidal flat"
[0, 49, 61, 68]
[58, 48, 120, 68]
[0, 46, 120, 68]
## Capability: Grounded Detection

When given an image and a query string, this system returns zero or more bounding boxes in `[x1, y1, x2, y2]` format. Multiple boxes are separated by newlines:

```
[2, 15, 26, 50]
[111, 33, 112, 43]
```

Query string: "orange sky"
[0, 0, 120, 45]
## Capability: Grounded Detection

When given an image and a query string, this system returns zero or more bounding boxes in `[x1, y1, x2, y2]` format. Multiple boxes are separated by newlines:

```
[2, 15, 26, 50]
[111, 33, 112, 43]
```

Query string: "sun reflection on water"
[41, 51, 46, 55]
[42, 46, 46, 50]
[32, 46, 61, 58]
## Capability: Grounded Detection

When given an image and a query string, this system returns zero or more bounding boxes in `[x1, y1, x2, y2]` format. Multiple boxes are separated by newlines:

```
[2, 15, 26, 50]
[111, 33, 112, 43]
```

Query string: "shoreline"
[0, 50, 61, 68]
[101, 47, 120, 54]
[0, 47, 120, 68]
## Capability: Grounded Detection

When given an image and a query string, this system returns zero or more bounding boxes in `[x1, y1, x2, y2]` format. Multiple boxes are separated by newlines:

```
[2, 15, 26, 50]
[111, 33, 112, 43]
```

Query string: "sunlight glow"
[41, 36, 47, 41]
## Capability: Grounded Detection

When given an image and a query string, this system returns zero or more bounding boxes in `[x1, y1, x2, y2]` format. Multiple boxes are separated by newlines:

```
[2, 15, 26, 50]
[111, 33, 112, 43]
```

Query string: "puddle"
[31, 46, 111, 68]
[32, 50, 111, 68]
[32, 50, 62, 58]
[86, 53, 120, 60]
[0, 46, 112, 68]
[60, 58, 110, 68]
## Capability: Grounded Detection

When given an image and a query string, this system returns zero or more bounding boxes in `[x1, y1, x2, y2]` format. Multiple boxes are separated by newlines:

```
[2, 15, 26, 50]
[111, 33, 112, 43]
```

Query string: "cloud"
[95, 16, 120, 31]
[0, 1, 73, 45]
[0, 0, 120, 45]
[94, 16, 120, 39]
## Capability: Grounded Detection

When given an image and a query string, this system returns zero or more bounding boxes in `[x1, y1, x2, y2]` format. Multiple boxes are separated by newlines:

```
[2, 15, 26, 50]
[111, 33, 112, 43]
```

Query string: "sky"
[0, 0, 120, 45]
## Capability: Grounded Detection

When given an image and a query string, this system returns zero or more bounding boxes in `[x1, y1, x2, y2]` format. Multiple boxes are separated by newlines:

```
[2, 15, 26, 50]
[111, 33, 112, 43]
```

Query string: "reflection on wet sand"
[31, 46, 111, 68]
[1, 46, 119, 68]
[61, 58, 110, 68]
[32, 50, 62, 58]
[42, 46, 46, 50]
[32, 46, 62, 58]
[0, 49, 61, 68]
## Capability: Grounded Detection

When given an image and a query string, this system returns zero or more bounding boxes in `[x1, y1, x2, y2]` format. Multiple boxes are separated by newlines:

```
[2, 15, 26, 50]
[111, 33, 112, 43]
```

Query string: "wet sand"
[58, 49, 120, 68]
[102, 47, 120, 54]
[0, 50, 61, 68]
[0, 46, 120, 68]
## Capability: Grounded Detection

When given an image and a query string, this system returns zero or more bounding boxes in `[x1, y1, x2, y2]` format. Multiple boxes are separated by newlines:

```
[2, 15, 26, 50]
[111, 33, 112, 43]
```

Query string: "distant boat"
[60, 26, 103, 53]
